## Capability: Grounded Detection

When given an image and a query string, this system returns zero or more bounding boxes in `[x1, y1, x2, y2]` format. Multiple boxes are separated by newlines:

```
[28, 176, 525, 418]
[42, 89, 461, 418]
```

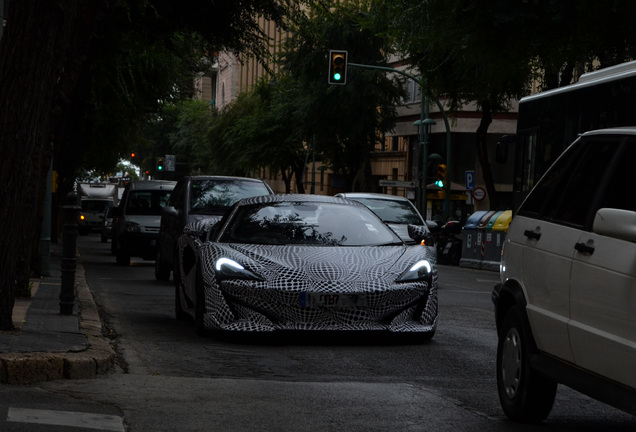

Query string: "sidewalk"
[0, 242, 115, 384]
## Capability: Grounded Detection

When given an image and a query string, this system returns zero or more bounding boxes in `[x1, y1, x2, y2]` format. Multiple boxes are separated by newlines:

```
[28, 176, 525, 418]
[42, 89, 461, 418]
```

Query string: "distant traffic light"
[156, 157, 164, 171]
[131, 152, 136, 159]
[328, 50, 348, 85]
[435, 164, 447, 188]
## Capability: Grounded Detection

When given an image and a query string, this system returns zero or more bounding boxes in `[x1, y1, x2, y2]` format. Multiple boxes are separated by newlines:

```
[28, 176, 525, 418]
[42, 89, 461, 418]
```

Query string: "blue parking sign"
[465, 170, 475, 190]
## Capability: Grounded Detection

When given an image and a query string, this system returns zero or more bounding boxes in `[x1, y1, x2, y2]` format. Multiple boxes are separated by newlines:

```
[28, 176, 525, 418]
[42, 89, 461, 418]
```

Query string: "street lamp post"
[413, 81, 436, 218]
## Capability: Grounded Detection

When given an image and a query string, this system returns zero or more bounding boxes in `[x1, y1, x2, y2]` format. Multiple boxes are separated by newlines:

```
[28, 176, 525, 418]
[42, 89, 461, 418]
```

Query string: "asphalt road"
[1, 234, 634, 431]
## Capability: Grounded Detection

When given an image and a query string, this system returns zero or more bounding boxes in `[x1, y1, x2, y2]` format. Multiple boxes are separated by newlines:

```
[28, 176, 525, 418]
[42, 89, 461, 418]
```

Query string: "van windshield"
[125, 190, 171, 215]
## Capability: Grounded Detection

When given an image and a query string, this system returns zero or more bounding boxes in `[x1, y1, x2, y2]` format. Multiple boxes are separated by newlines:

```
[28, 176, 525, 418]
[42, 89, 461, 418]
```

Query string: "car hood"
[202, 243, 431, 282]
[125, 215, 161, 228]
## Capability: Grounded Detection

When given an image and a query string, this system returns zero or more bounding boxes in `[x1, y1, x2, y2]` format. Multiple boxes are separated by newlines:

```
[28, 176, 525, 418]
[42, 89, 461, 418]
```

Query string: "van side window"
[518, 141, 587, 218]
[597, 141, 636, 212]
[546, 138, 620, 228]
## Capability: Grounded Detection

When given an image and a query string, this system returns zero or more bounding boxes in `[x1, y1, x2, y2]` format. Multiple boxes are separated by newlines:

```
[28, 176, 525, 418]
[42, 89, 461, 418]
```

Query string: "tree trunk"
[0, 0, 83, 330]
[475, 102, 500, 210]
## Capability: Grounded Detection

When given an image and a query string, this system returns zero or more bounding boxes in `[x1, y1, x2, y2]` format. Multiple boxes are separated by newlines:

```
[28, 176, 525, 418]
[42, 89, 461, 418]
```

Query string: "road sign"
[379, 180, 417, 188]
[465, 170, 475, 190]
[472, 187, 486, 201]
[165, 155, 176, 172]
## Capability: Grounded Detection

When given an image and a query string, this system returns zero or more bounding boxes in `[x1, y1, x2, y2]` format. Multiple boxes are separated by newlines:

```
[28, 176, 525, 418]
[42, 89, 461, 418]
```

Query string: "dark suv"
[155, 176, 274, 280]
[492, 128, 636, 422]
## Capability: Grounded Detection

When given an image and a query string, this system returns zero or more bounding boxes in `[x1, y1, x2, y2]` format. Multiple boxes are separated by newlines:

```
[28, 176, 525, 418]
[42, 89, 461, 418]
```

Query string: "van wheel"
[497, 306, 557, 423]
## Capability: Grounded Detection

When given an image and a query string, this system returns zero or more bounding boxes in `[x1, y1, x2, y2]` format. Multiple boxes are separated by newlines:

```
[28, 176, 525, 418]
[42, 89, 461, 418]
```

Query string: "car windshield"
[190, 179, 270, 213]
[125, 190, 171, 216]
[351, 198, 422, 224]
[220, 201, 401, 246]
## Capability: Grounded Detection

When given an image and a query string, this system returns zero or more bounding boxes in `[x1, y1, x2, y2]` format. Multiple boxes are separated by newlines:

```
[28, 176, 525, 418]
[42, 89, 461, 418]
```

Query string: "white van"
[111, 180, 176, 266]
[492, 128, 636, 422]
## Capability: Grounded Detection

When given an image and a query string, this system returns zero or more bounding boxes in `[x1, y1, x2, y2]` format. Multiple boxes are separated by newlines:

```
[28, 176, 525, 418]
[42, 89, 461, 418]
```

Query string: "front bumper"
[202, 277, 438, 334]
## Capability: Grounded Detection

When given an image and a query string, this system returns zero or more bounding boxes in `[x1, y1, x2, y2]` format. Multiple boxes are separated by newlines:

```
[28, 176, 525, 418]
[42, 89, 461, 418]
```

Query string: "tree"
[0, 0, 304, 330]
[375, 0, 636, 210]
[204, 1, 405, 194]
[279, 0, 405, 190]
[207, 77, 308, 192]
[281, 0, 403, 190]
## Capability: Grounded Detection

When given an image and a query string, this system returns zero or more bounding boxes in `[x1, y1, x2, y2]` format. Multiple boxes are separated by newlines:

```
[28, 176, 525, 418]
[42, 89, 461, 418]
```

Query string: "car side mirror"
[162, 205, 178, 217]
[593, 208, 636, 242]
[408, 224, 434, 246]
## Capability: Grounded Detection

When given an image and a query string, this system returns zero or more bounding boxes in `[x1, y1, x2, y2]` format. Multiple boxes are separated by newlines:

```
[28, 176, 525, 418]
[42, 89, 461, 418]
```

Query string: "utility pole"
[347, 62, 452, 219]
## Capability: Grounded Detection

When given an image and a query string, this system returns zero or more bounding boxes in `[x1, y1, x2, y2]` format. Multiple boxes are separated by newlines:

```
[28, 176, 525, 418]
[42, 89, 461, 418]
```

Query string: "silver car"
[335, 192, 434, 247]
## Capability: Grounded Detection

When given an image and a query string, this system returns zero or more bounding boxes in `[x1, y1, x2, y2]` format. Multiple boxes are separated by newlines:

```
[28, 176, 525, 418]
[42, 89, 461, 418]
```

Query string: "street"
[0, 234, 634, 431]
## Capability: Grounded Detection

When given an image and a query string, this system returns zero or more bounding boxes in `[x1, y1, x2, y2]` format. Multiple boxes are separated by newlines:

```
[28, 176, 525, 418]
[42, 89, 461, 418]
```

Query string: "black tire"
[449, 243, 461, 266]
[155, 249, 171, 281]
[496, 305, 557, 423]
[116, 250, 131, 266]
[194, 269, 209, 337]
[174, 261, 189, 322]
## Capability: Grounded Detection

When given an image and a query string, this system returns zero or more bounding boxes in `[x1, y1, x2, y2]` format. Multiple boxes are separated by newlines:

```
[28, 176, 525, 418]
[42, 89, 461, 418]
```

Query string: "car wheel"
[497, 305, 557, 423]
[194, 269, 209, 337]
[111, 236, 118, 255]
[155, 249, 171, 281]
[116, 250, 131, 266]
[174, 262, 189, 322]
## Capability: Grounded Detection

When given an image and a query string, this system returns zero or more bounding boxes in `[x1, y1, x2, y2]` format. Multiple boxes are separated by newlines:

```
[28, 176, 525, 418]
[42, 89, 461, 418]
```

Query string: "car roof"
[580, 127, 636, 137]
[236, 193, 363, 207]
[127, 180, 176, 191]
[182, 175, 267, 183]
[336, 192, 412, 203]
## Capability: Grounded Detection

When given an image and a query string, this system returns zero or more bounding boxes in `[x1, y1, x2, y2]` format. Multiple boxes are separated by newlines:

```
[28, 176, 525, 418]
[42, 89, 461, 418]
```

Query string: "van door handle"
[574, 242, 595, 255]
[524, 230, 541, 240]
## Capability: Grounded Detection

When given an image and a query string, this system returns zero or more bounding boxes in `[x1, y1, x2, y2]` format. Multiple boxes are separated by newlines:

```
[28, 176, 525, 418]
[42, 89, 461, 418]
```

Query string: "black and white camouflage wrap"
[176, 194, 438, 337]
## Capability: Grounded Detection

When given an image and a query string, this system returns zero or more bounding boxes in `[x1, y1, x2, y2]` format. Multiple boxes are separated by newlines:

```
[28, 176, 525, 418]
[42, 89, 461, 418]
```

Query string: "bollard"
[60, 192, 80, 315]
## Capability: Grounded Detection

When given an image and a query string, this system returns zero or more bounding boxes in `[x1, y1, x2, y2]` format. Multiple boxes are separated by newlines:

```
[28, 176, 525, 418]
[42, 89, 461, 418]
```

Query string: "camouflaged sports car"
[174, 194, 438, 339]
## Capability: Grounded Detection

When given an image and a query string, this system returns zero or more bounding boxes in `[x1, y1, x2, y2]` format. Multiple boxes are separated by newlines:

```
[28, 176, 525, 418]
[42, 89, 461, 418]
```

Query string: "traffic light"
[328, 50, 348, 85]
[131, 152, 136, 159]
[156, 157, 164, 171]
[435, 164, 447, 188]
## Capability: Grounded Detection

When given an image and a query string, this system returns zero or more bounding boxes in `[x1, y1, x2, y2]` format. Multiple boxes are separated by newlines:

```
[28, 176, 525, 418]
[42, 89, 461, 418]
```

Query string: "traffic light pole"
[348, 62, 452, 220]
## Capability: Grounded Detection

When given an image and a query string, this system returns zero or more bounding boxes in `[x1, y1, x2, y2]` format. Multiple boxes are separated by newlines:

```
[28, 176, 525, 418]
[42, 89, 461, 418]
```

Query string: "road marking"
[7, 408, 125, 431]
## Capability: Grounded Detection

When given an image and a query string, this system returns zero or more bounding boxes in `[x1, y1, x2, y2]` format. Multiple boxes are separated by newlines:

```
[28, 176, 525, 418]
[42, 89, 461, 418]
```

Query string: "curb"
[0, 261, 116, 384]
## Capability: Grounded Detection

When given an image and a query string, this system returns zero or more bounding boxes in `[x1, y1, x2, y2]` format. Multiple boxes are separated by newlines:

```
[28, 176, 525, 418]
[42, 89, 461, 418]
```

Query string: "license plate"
[299, 292, 367, 308]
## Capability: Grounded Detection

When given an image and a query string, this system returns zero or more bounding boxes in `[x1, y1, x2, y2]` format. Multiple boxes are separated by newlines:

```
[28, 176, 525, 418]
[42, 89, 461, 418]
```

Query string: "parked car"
[334, 192, 435, 247]
[111, 180, 176, 266]
[175, 194, 437, 338]
[155, 176, 274, 281]
[492, 128, 636, 422]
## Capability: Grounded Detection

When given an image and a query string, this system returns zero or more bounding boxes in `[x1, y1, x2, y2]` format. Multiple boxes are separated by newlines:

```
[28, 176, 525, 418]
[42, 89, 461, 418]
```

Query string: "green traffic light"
[435, 180, 444, 187]
[333, 73, 342, 81]
[158, 166, 163, 170]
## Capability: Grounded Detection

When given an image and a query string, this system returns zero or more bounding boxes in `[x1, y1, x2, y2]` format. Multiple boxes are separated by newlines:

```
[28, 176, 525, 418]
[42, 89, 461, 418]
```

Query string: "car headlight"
[125, 221, 140, 233]
[215, 257, 263, 281]
[396, 260, 433, 283]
